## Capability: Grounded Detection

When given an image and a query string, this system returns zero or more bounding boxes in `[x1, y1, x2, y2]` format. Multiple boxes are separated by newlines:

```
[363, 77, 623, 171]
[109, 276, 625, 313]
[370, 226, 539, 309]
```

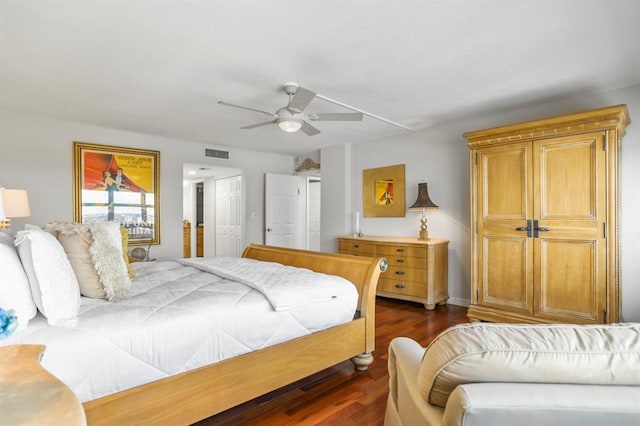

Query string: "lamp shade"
[409, 182, 438, 211]
[0, 189, 31, 218]
[277, 118, 303, 133]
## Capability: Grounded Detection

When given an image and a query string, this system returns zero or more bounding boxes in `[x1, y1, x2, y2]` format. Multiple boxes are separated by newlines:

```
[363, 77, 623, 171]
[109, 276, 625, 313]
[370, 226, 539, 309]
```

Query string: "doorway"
[264, 173, 321, 251]
[215, 175, 242, 257]
[183, 164, 243, 258]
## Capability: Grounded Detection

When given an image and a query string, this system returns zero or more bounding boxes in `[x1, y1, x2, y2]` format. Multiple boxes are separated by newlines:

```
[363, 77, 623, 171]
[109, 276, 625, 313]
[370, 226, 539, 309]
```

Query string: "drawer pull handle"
[353, 244, 359, 248]
[396, 248, 405, 252]
[396, 259, 405, 263]
[395, 271, 405, 276]
[395, 284, 406, 289]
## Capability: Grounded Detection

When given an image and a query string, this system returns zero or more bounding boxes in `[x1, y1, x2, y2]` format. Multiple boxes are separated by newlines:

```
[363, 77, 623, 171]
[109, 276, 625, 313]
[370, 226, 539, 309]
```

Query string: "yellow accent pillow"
[120, 226, 135, 279]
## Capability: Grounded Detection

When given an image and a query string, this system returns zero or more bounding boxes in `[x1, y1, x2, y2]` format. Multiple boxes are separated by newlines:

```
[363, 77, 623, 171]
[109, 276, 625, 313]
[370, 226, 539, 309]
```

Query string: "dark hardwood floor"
[195, 297, 469, 426]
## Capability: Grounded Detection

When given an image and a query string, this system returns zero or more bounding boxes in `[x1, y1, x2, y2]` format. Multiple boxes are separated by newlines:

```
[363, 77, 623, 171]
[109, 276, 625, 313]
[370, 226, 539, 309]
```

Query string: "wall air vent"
[204, 148, 230, 159]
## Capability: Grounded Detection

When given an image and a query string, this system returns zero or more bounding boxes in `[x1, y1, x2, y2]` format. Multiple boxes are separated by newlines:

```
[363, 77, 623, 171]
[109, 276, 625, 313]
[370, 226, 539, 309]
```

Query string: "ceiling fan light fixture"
[277, 118, 303, 133]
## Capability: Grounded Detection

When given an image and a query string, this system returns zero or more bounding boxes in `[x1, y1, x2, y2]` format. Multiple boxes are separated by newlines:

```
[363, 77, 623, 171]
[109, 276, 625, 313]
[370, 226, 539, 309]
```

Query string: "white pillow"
[14, 226, 81, 327]
[0, 232, 37, 329]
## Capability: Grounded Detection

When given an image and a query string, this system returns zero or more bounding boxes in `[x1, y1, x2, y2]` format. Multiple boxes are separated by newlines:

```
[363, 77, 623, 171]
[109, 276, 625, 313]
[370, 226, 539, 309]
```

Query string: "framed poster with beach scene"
[73, 142, 160, 245]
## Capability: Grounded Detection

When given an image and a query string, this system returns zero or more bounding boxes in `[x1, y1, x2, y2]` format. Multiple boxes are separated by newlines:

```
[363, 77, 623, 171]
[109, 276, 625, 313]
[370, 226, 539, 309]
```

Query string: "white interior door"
[215, 176, 243, 257]
[265, 173, 304, 248]
[307, 178, 321, 251]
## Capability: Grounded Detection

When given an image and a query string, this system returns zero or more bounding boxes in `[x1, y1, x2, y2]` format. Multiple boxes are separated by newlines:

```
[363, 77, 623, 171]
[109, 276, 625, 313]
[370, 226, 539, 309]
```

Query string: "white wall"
[349, 130, 471, 307]
[203, 175, 217, 257]
[320, 84, 640, 320]
[0, 111, 294, 259]
[319, 144, 352, 252]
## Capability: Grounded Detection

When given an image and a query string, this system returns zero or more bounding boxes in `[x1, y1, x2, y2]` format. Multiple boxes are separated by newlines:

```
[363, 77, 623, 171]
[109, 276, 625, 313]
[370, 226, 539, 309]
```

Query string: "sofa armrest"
[443, 382, 640, 426]
[385, 337, 445, 426]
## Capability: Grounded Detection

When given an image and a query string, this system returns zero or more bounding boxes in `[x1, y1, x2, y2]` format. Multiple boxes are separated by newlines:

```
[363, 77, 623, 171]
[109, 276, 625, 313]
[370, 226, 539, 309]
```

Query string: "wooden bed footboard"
[82, 244, 386, 426]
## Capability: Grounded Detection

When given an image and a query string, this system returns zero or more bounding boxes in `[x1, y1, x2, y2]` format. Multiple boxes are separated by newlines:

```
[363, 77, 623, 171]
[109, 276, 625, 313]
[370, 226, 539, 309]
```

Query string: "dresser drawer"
[338, 240, 375, 256]
[385, 265, 426, 282]
[379, 278, 426, 298]
[375, 244, 426, 258]
[385, 255, 427, 269]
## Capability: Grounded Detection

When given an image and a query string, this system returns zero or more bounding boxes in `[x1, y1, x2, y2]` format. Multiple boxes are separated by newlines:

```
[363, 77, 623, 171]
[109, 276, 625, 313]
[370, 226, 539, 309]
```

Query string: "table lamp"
[408, 182, 438, 240]
[0, 188, 31, 229]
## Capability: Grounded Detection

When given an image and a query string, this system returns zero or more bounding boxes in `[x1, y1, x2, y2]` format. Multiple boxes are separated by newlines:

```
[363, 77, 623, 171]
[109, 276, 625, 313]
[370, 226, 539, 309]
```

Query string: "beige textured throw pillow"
[57, 228, 106, 298]
[46, 221, 131, 301]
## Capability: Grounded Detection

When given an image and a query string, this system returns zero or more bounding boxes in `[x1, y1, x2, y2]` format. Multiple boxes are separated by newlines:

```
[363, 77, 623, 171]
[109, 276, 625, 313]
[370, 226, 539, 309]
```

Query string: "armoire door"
[533, 132, 607, 323]
[475, 142, 534, 317]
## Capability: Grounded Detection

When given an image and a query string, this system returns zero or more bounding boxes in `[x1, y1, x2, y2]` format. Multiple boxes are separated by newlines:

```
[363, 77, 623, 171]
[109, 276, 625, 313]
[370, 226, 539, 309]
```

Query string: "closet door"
[475, 142, 534, 316]
[533, 132, 607, 323]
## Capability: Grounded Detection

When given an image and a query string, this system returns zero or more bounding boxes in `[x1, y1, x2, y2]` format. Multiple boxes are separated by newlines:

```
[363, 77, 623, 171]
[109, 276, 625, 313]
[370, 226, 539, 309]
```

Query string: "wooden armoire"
[464, 105, 629, 324]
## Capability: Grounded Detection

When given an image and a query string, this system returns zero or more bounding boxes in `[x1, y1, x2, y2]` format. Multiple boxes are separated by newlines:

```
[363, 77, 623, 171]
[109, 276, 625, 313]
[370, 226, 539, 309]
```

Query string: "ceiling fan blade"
[300, 121, 321, 136]
[307, 112, 364, 121]
[218, 101, 274, 117]
[288, 87, 316, 112]
[240, 120, 275, 129]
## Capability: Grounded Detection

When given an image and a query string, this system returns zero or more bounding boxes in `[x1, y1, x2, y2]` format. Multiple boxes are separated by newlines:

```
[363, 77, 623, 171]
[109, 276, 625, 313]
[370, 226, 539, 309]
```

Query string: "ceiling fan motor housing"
[276, 107, 304, 132]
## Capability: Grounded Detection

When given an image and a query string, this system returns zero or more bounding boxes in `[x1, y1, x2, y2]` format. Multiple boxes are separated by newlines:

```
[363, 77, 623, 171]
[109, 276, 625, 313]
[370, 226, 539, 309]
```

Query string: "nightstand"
[0, 345, 86, 425]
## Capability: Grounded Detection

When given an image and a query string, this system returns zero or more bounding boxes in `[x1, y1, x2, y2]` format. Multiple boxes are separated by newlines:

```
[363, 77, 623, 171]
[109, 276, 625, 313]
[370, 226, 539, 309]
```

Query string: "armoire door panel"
[480, 235, 532, 313]
[532, 131, 606, 324]
[479, 143, 530, 220]
[535, 238, 603, 323]
[535, 133, 603, 221]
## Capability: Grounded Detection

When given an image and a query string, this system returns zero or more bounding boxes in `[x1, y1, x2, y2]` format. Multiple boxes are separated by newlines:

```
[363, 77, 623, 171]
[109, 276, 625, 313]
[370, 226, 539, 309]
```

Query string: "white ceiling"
[2, 0, 640, 157]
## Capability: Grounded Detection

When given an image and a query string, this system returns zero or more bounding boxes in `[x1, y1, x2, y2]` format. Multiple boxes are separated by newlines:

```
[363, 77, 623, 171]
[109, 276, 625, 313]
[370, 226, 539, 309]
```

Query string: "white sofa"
[385, 322, 640, 426]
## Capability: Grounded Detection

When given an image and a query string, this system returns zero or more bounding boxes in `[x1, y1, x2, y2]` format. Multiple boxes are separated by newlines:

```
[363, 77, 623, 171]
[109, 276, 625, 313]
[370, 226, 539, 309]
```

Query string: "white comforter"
[179, 257, 354, 310]
[1, 259, 359, 402]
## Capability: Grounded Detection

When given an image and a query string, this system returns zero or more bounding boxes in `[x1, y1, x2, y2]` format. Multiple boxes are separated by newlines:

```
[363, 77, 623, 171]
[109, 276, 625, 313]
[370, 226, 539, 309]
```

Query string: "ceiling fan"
[218, 82, 414, 136]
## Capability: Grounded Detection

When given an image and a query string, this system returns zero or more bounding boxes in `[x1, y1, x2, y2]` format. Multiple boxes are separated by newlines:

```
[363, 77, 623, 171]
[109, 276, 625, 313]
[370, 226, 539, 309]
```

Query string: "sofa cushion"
[443, 383, 640, 426]
[418, 322, 640, 407]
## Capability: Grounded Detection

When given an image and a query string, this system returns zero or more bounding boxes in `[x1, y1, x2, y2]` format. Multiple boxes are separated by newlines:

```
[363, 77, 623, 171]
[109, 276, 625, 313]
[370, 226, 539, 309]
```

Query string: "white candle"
[354, 211, 361, 236]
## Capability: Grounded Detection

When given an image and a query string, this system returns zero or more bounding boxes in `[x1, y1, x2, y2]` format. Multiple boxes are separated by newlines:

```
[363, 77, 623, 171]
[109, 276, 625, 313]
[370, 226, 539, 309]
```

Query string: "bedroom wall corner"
[319, 143, 352, 253]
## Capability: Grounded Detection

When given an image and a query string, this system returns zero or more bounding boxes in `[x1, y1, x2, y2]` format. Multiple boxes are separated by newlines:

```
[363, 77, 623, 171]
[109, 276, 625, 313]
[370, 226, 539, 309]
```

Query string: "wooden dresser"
[338, 236, 449, 309]
[183, 220, 191, 258]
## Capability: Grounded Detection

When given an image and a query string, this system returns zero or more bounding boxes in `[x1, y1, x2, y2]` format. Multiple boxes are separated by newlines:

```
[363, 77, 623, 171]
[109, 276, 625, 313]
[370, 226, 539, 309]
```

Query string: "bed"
[1, 232, 386, 425]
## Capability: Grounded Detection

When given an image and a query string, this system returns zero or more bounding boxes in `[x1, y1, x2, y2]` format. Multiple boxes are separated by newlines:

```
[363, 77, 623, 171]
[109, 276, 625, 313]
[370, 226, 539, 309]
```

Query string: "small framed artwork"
[73, 142, 161, 245]
[363, 164, 406, 217]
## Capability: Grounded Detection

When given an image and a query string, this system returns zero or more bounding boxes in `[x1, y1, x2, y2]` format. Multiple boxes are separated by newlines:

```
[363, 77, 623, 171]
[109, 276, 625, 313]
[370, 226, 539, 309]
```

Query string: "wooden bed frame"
[82, 244, 387, 425]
